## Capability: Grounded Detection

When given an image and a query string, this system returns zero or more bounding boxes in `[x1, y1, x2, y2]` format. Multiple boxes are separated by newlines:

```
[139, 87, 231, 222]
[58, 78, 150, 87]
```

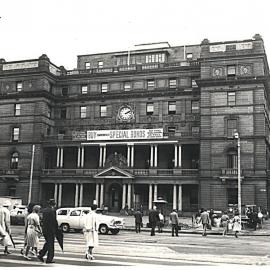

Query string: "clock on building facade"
[117, 105, 135, 122]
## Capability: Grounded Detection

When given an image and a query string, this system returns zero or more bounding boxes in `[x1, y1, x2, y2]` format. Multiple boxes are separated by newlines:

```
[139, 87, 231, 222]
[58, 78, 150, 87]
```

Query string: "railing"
[42, 168, 199, 176]
[0, 169, 20, 175]
[221, 168, 240, 175]
[63, 60, 200, 76]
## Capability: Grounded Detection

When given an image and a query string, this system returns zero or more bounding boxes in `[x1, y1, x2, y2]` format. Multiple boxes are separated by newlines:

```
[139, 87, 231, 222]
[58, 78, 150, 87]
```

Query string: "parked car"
[10, 205, 27, 225]
[56, 207, 125, 235]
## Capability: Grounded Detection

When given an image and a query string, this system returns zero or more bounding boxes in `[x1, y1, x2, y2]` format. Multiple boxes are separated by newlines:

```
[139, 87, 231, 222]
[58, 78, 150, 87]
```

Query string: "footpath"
[114, 214, 270, 236]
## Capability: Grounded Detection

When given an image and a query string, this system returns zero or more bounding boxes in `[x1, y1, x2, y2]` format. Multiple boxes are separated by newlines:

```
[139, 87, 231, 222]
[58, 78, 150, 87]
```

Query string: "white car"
[56, 207, 125, 235]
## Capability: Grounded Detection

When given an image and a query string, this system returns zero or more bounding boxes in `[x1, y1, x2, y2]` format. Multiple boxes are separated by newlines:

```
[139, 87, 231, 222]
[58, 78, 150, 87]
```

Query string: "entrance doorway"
[109, 183, 122, 212]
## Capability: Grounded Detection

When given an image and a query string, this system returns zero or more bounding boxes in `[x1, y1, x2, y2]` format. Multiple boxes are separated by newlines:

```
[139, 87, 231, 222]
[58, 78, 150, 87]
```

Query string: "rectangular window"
[168, 101, 176, 115]
[100, 105, 107, 117]
[227, 65, 236, 77]
[192, 126, 200, 135]
[80, 106, 86, 118]
[146, 102, 154, 115]
[81, 85, 88, 94]
[191, 101, 199, 113]
[62, 87, 68, 96]
[60, 108, 66, 119]
[14, 104, 21, 116]
[12, 127, 20, 142]
[101, 83, 108, 93]
[124, 82, 131, 91]
[98, 61, 104, 68]
[85, 62, 91, 69]
[147, 80, 155, 90]
[169, 79, 177, 88]
[16, 82, 22, 92]
[228, 92, 236, 106]
[186, 53, 193, 59]
[47, 105, 51, 118]
[168, 126, 176, 133]
[145, 53, 165, 63]
[192, 79, 198, 87]
[227, 119, 237, 137]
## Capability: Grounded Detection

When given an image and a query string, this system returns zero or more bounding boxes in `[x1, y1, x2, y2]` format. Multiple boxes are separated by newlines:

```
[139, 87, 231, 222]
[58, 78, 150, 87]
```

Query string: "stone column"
[127, 183, 131, 209]
[60, 147, 64, 168]
[81, 146, 85, 168]
[102, 146, 107, 167]
[154, 184, 158, 201]
[58, 184, 62, 208]
[150, 145, 154, 167]
[75, 183, 79, 207]
[54, 183, 58, 202]
[56, 147, 60, 168]
[131, 145, 134, 168]
[122, 184, 126, 209]
[127, 145, 130, 167]
[154, 145, 158, 167]
[148, 184, 153, 209]
[178, 184, 182, 211]
[178, 145, 182, 168]
[174, 144, 178, 168]
[95, 183, 100, 207]
[79, 184, 83, 206]
[100, 183, 104, 207]
[173, 184, 177, 210]
[77, 147, 81, 168]
[99, 146, 103, 167]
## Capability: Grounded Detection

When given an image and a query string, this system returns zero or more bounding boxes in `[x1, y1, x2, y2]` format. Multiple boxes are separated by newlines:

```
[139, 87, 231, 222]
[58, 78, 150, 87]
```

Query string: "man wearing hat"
[38, 199, 58, 263]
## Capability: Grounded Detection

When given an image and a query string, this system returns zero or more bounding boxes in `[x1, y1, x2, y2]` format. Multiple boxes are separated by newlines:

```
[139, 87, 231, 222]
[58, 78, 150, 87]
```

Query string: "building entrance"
[108, 183, 122, 212]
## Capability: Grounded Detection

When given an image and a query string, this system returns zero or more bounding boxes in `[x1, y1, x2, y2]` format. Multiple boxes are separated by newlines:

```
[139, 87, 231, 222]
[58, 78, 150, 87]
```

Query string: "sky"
[0, 0, 270, 70]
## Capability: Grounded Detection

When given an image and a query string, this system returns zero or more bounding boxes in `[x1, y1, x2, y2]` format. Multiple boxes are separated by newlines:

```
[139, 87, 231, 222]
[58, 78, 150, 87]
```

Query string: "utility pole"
[234, 132, 241, 224]
[28, 144, 35, 204]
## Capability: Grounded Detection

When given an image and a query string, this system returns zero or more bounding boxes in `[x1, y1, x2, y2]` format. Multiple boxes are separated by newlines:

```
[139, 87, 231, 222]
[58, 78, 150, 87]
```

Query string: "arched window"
[227, 148, 237, 169]
[10, 152, 19, 169]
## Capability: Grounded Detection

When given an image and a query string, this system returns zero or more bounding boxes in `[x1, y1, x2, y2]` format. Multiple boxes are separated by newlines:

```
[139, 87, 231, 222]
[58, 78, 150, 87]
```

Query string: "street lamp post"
[234, 132, 241, 224]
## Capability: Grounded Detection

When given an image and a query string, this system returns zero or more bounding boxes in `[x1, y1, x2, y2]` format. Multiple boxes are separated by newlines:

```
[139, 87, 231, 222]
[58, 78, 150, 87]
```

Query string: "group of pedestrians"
[1, 199, 100, 263]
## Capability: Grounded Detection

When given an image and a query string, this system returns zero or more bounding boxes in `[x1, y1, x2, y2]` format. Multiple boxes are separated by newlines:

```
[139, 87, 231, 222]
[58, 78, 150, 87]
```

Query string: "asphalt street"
[0, 225, 269, 266]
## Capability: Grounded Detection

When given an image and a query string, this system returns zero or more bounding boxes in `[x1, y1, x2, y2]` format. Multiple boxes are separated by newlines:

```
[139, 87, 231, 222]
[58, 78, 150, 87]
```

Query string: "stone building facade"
[0, 35, 269, 213]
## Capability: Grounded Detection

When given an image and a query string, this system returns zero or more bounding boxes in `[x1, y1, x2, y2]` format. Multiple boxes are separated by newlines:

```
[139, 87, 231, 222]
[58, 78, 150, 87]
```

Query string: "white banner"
[87, 129, 163, 141]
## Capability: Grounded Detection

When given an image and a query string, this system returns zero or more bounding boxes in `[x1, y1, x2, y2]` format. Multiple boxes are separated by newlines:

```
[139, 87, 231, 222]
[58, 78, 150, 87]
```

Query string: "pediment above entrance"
[93, 166, 134, 179]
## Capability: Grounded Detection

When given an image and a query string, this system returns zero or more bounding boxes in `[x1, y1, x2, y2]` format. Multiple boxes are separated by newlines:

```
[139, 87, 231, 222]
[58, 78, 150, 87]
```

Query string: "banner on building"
[87, 128, 163, 141]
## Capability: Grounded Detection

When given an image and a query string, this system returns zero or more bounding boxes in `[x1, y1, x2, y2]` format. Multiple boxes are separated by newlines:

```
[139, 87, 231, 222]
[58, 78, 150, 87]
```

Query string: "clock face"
[119, 106, 133, 121]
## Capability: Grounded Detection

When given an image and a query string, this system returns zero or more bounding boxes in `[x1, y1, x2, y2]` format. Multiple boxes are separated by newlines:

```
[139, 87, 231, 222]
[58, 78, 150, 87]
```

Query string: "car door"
[79, 209, 90, 228]
[69, 209, 81, 229]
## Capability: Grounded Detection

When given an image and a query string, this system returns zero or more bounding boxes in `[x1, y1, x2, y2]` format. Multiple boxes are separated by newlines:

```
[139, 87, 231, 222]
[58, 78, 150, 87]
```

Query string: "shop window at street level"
[12, 127, 20, 142]
[10, 152, 19, 169]
[227, 65, 236, 77]
[146, 102, 154, 115]
[168, 101, 176, 115]
[14, 104, 21, 116]
[16, 82, 22, 92]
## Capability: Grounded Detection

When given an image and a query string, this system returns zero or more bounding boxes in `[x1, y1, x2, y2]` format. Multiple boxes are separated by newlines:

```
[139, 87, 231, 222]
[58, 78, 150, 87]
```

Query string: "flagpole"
[28, 144, 35, 204]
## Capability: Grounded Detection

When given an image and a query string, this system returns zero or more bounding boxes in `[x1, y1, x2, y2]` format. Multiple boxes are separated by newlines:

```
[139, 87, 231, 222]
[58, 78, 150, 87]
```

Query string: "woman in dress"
[83, 204, 99, 261]
[24, 205, 42, 260]
[232, 211, 241, 238]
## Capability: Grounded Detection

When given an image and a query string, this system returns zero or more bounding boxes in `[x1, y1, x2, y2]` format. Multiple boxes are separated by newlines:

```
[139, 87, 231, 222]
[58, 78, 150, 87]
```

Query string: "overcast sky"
[1, 0, 270, 70]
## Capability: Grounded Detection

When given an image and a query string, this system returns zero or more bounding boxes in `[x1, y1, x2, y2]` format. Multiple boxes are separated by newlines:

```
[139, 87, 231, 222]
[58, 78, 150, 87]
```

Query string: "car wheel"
[61, 223, 70, 233]
[99, 224, 109, 235]
[110, 229, 119, 235]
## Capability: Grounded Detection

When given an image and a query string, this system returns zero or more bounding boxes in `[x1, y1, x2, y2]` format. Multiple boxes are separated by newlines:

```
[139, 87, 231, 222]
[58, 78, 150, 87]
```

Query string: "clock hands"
[125, 110, 131, 114]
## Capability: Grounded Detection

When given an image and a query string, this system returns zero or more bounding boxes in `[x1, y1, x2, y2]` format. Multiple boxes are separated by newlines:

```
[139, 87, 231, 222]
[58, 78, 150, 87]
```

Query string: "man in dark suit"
[38, 199, 58, 264]
[134, 209, 143, 233]
[148, 206, 160, 236]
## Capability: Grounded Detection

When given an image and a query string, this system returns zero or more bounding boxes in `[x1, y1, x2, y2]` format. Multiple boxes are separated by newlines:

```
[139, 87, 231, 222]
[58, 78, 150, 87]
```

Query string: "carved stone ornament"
[212, 67, 223, 77]
[239, 65, 251, 76]
[105, 152, 127, 168]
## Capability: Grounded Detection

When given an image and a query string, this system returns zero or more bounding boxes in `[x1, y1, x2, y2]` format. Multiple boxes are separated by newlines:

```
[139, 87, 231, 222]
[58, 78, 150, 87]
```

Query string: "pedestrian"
[83, 204, 99, 261]
[220, 211, 229, 236]
[148, 205, 160, 236]
[200, 208, 210, 236]
[232, 211, 241, 238]
[21, 202, 35, 256]
[24, 205, 42, 260]
[37, 199, 58, 264]
[169, 209, 179, 237]
[134, 209, 143, 233]
[258, 210, 263, 229]
[158, 211, 164, 233]
[0, 202, 13, 255]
